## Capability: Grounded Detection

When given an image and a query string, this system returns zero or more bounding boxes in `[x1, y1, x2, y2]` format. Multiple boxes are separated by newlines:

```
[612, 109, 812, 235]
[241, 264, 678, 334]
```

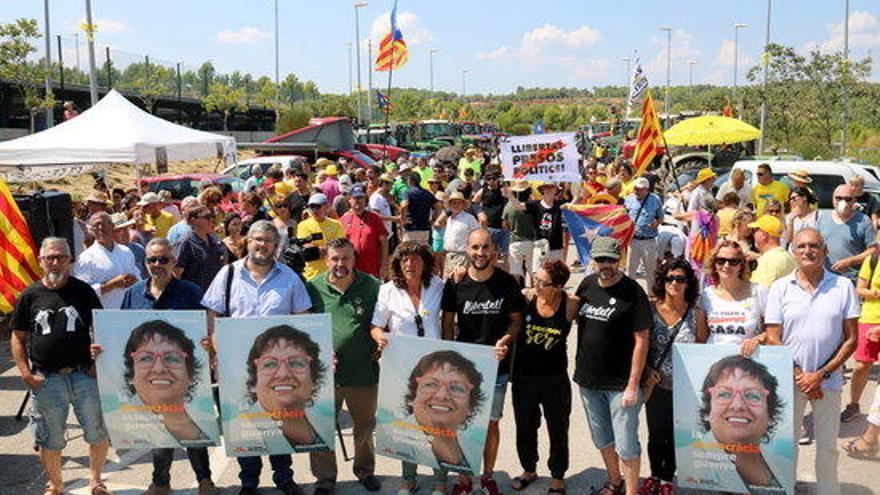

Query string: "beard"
[331, 266, 351, 279]
[597, 266, 618, 280]
[46, 271, 65, 286]
[250, 252, 274, 266]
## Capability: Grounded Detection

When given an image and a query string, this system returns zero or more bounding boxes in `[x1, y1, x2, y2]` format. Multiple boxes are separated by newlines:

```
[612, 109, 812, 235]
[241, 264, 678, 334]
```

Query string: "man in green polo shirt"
[306, 238, 382, 495]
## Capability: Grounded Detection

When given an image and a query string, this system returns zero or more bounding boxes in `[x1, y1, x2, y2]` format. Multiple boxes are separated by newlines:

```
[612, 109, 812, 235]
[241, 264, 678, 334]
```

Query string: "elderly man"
[850, 174, 880, 221]
[11, 238, 110, 495]
[202, 220, 312, 495]
[624, 177, 664, 290]
[73, 212, 141, 309]
[165, 196, 200, 245]
[751, 163, 789, 216]
[307, 238, 382, 495]
[817, 184, 877, 281]
[749, 215, 797, 288]
[341, 185, 389, 278]
[715, 167, 751, 207]
[174, 205, 226, 291]
[244, 164, 265, 193]
[139, 192, 177, 238]
[765, 228, 859, 495]
[111, 212, 148, 279]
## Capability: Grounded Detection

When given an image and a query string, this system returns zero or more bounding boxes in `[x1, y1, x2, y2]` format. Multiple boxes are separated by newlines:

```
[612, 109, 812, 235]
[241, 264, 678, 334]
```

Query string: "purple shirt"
[319, 178, 341, 204]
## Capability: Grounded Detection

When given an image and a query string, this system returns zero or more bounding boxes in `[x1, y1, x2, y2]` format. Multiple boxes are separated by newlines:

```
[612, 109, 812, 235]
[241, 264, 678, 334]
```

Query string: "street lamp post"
[84, 0, 99, 105]
[43, 0, 54, 127]
[733, 23, 749, 105]
[758, 0, 772, 154]
[620, 57, 631, 96]
[461, 69, 469, 100]
[273, 0, 279, 87]
[354, 2, 368, 124]
[430, 48, 439, 92]
[661, 27, 672, 128]
[841, 0, 850, 157]
[346, 42, 353, 95]
[688, 60, 698, 95]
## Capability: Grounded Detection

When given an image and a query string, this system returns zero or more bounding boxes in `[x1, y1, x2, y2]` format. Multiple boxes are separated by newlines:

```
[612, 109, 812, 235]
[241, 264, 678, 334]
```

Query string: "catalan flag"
[632, 90, 663, 176]
[562, 204, 635, 266]
[374, 0, 408, 72]
[0, 178, 41, 313]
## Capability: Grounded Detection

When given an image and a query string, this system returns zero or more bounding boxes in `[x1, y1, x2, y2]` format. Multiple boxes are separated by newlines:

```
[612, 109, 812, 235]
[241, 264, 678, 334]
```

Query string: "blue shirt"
[126, 242, 149, 279]
[175, 232, 225, 291]
[201, 258, 312, 317]
[121, 278, 204, 310]
[816, 210, 876, 280]
[166, 221, 191, 245]
[624, 192, 663, 239]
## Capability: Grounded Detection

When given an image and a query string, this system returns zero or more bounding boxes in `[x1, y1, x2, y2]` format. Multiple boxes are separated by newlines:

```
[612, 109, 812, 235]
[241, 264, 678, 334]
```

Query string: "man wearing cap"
[503, 182, 538, 285]
[715, 168, 751, 207]
[687, 167, 716, 213]
[341, 185, 389, 278]
[111, 212, 148, 279]
[86, 192, 111, 216]
[139, 192, 177, 238]
[750, 215, 797, 288]
[399, 171, 439, 245]
[439, 191, 479, 278]
[318, 162, 342, 204]
[752, 163, 789, 216]
[296, 193, 345, 280]
[458, 147, 482, 181]
[73, 212, 141, 309]
[574, 237, 650, 495]
[624, 177, 664, 290]
[817, 184, 877, 281]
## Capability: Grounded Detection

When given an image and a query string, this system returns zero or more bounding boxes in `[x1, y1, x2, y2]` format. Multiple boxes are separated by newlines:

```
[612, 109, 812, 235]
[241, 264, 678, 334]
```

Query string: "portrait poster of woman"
[375, 334, 498, 476]
[94, 310, 220, 449]
[215, 314, 335, 456]
[673, 343, 795, 495]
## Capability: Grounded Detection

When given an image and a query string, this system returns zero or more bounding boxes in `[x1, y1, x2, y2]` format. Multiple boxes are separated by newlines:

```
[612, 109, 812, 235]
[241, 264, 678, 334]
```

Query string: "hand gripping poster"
[93, 310, 219, 449]
[673, 343, 795, 495]
[215, 314, 335, 456]
[498, 132, 581, 182]
[375, 335, 498, 475]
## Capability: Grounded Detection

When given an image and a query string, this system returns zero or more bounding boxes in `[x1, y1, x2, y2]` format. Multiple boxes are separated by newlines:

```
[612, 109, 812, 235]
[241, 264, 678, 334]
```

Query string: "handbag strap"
[652, 305, 691, 370]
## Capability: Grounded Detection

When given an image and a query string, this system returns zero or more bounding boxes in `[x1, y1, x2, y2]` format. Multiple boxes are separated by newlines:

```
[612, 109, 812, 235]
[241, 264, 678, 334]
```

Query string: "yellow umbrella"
[663, 115, 761, 147]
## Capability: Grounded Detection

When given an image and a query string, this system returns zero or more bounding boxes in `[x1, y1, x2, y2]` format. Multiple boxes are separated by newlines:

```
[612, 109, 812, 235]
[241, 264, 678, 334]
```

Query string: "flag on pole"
[0, 178, 41, 313]
[532, 119, 545, 134]
[374, 0, 408, 72]
[626, 51, 649, 118]
[722, 101, 734, 118]
[632, 90, 663, 176]
[562, 205, 635, 266]
[376, 90, 393, 112]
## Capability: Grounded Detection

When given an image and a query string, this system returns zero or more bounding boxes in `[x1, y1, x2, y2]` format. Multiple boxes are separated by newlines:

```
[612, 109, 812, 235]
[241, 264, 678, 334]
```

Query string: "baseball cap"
[350, 184, 366, 198]
[590, 237, 621, 260]
[307, 193, 328, 206]
[748, 215, 784, 238]
[634, 177, 650, 189]
[137, 192, 161, 206]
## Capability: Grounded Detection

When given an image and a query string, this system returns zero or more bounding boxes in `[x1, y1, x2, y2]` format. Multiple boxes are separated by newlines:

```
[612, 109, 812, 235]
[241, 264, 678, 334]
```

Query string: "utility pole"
[661, 27, 672, 129]
[84, 0, 99, 105]
[57, 35, 64, 90]
[461, 69, 469, 100]
[688, 60, 698, 95]
[430, 48, 439, 92]
[43, 0, 54, 127]
[733, 23, 749, 106]
[354, 2, 368, 124]
[758, 0, 772, 154]
[841, 0, 850, 157]
[346, 42, 353, 95]
[75, 32, 81, 71]
[368, 37, 373, 123]
[620, 57, 631, 98]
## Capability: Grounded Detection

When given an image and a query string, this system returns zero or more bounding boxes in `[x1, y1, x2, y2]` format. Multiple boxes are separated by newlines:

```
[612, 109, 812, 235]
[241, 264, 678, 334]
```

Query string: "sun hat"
[695, 167, 717, 184]
[137, 192, 161, 206]
[786, 169, 812, 184]
[748, 215, 785, 238]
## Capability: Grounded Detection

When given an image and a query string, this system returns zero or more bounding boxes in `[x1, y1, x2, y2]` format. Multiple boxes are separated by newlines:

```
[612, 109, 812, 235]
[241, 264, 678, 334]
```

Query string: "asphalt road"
[1, 268, 878, 495]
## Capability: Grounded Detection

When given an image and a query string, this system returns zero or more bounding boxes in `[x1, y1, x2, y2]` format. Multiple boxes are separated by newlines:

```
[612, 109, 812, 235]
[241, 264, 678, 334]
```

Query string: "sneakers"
[450, 480, 473, 495]
[197, 479, 219, 495]
[480, 477, 501, 495]
[636, 477, 661, 495]
[142, 485, 170, 495]
[798, 424, 813, 445]
[277, 480, 305, 495]
[360, 475, 382, 492]
[657, 482, 676, 495]
[841, 403, 861, 423]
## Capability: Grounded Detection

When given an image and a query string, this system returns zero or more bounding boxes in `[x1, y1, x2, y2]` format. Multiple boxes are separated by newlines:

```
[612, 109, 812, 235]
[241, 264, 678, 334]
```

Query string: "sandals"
[511, 475, 538, 491]
[547, 487, 566, 495]
[592, 480, 625, 495]
[397, 482, 420, 495]
[91, 482, 113, 495]
[844, 438, 879, 459]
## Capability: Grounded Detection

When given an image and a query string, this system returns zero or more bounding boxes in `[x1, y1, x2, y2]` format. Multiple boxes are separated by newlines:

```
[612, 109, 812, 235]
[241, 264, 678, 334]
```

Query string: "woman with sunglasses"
[698, 241, 767, 358]
[370, 241, 448, 495]
[638, 258, 706, 495]
[785, 187, 818, 251]
[509, 260, 579, 495]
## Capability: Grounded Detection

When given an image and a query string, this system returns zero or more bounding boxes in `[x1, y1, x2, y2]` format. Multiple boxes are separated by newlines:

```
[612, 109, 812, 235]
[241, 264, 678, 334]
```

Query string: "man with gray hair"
[11, 237, 111, 495]
[166, 196, 200, 245]
[73, 211, 141, 309]
[201, 220, 312, 495]
[244, 164, 265, 193]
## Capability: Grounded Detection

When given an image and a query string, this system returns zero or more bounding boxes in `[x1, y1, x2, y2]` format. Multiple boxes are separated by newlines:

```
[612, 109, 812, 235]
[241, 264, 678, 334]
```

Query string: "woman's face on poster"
[254, 339, 315, 412]
[413, 363, 473, 431]
[131, 334, 190, 406]
[708, 368, 771, 445]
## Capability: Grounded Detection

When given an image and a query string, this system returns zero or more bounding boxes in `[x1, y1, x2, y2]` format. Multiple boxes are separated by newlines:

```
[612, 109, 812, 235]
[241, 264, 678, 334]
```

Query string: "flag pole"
[383, 44, 394, 163]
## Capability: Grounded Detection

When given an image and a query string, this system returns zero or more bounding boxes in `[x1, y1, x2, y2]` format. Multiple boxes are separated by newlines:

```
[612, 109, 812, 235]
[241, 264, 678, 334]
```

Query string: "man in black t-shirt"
[473, 172, 510, 267]
[441, 228, 525, 495]
[574, 237, 651, 495]
[10, 237, 110, 495]
[534, 183, 568, 266]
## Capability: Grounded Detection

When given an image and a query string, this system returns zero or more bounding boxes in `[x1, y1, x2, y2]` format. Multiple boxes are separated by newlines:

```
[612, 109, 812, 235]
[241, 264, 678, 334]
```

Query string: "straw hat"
[786, 169, 812, 184]
[510, 181, 531, 192]
[446, 191, 470, 208]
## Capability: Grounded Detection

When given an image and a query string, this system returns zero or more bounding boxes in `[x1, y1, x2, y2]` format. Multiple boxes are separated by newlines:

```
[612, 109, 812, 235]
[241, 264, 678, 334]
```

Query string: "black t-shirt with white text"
[441, 269, 526, 375]
[10, 277, 103, 372]
[574, 274, 652, 390]
[534, 201, 565, 249]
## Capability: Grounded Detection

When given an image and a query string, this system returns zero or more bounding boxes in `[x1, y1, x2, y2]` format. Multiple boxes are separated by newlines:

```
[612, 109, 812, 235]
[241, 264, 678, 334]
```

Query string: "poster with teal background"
[215, 314, 335, 457]
[673, 343, 795, 495]
[376, 335, 498, 475]
[94, 310, 219, 449]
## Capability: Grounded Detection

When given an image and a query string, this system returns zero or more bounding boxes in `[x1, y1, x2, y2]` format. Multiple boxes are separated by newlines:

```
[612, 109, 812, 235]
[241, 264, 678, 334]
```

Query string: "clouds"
[75, 18, 130, 35]
[806, 10, 880, 53]
[645, 28, 701, 85]
[216, 26, 271, 45]
[476, 46, 509, 61]
[368, 11, 435, 50]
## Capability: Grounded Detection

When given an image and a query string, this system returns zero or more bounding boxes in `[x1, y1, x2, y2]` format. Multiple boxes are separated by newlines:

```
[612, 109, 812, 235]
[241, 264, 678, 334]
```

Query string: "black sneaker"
[360, 475, 382, 492]
[278, 481, 305, 495]
[314, 487, 334, 495]
[237, 488, 258, 495]
[840, 403, 861, 423]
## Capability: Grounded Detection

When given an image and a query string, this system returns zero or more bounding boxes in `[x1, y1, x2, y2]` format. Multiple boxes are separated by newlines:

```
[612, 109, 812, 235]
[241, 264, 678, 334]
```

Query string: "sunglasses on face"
[714, 257, 743, 267]
[835, 196, 856, 202]
[41, 254, 70, 263]
[593, 257, 617, 265]
[146, 256, 171, 265]
[756, 172, 768, 177]
[665, 275, 688, 284]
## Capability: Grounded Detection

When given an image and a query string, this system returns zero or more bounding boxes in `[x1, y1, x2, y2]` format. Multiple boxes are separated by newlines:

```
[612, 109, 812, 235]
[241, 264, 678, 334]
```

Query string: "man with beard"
[11, 238, 110, 495]
[574, 237, 651, 495]
[73, 211, 140, 309]
[441, 229, 525, 495]
[202, 220, 312, 495]
[306, 238, 382, 495]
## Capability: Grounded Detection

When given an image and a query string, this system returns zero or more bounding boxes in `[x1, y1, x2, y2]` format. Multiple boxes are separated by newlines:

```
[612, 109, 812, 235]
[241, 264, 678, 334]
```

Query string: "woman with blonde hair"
[726, 208, 760, 264]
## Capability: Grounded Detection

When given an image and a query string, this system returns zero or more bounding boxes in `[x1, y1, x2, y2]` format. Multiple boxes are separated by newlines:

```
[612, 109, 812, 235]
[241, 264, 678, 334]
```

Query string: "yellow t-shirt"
[752, 181, 789, 216]
[620, 179, 635, 198]
[146, 211, 176, 238]
[296, 216, 344, 280]
[750, 246, 797, 288]
[858, 256, 880, 323]
[717, 207, 737, 237]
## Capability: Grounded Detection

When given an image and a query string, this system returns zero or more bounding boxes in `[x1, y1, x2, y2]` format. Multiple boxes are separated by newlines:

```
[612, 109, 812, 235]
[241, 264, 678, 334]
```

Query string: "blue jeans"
[489, 374, 510, 421]
[152, 447, 211, 487]
[578, 387, 642, 461]
[30, 370, 107, 450]
[237, 454, 293, 489]
[489, 228, 511, 254]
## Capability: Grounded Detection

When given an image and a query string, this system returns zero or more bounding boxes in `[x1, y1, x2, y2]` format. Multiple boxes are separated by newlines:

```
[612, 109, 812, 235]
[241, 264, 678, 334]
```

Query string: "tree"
[203, 82, 248, 131]
[0, 18, 55, 132]
[197, 61, 216, 97]
[119, 62, 174, 113]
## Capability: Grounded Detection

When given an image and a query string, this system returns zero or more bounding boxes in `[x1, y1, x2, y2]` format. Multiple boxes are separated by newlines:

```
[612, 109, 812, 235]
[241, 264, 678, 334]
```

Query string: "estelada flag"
[632, 90, 663, 176]
[562, 204, 635, 266]
[0, 178, 41, 313]
[376, 90, 393, 113]
[374, 0, 408, 72]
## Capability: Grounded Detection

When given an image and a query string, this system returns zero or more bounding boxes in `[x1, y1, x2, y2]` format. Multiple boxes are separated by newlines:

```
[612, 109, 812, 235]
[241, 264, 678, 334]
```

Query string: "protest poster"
[375, 335, 498, 475]
[673, 343, 795, 495]
[499, 132, 581, 182]
[93, 310, 219, 449]
[215, 314, 335, 456]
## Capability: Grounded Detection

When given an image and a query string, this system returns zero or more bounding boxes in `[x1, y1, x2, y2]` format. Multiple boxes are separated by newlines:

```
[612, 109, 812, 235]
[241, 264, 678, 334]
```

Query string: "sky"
[4, 0, 880, 95]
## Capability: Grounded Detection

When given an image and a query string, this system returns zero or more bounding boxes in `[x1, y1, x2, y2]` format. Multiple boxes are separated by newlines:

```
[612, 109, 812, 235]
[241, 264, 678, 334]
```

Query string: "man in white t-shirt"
[369, 174, 396, 235]
[72, 212, 140, 309]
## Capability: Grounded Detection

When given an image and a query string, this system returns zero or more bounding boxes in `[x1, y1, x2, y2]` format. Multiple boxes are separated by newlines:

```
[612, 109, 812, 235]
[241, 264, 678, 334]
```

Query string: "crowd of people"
[9, 145, 880, 495]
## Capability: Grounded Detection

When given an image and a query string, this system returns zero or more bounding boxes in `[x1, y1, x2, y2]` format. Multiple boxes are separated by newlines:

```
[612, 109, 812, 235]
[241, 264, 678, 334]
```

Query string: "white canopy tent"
[0, 90, 236, 182]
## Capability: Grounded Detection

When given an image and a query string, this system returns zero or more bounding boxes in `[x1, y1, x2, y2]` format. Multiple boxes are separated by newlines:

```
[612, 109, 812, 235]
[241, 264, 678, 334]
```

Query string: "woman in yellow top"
[716, 192, 741, 238]
[844, 255, 880, 434]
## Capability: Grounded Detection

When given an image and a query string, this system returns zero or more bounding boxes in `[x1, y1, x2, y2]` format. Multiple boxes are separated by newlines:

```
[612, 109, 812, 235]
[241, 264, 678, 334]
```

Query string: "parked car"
[137, 173, 244, 205]
[223, 155, 306, 180]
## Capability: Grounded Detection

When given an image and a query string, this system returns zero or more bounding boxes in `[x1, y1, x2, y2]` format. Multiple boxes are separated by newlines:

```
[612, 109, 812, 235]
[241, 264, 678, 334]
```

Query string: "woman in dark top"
[510, 260, 579, 495]
[221, 212, 245, 264]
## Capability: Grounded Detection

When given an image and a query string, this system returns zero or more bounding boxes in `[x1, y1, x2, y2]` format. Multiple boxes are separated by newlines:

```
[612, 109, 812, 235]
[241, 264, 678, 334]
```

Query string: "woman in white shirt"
[698, 240, 766, 357]
[370, 241, 447, 495]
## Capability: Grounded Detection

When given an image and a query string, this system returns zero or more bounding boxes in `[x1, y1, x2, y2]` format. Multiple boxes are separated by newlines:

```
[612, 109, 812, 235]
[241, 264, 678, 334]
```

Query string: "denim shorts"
[578, 387, 641, 460]
[489, 373, 510, 421]
[489, 228, 511, 254]
[30, 371, 107, 450]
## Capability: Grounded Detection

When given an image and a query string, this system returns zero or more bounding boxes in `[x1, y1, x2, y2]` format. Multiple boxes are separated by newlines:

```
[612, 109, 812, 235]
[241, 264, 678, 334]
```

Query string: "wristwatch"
[822, 369, 832, 380]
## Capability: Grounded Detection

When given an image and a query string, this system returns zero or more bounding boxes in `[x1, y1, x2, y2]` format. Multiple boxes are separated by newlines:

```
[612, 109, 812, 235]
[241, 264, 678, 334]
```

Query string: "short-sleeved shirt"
[122, 277, 204, 311]
[624, 192, 663, 238]
[318, 178, 341, 205]
[166, 221, 191, 245]
[341, 210, 388, 277]
[175, 232, 226, 291]
[751, 246, 797, 288]
[371, 276, 445, 340]
[11, 277, 102, 372]
[480, 188, 507, 229]
[502, 203, 537, 243]
[369, 191, 393, 234]
[307, 271, 380, 387]
[715, 181, 752, 208]
[574, 274, 652, 390]
[752, 181, 790, 216]
[147, 210, 177, 238]
[816, 210, 876, 280]
[858, 256, 880, 323]
[457, 158, 482, 181]
[72, 241, 141, 310]
[441, 270, 526, 375]
[687, 185, 712, 213]
[700, 284, 768, 345]
[296, 215, 345, 280]
[534, 201, 565, 250]
[765, 269, 860, 390]
[403, 186, 437, 232]
[201, 259, 312, 317]
[443, 211, 479, 253]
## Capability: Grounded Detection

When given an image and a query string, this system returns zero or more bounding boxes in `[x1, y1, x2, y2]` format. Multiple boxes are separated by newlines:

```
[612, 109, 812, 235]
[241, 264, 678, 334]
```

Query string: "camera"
[280, 232, 324, 273]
